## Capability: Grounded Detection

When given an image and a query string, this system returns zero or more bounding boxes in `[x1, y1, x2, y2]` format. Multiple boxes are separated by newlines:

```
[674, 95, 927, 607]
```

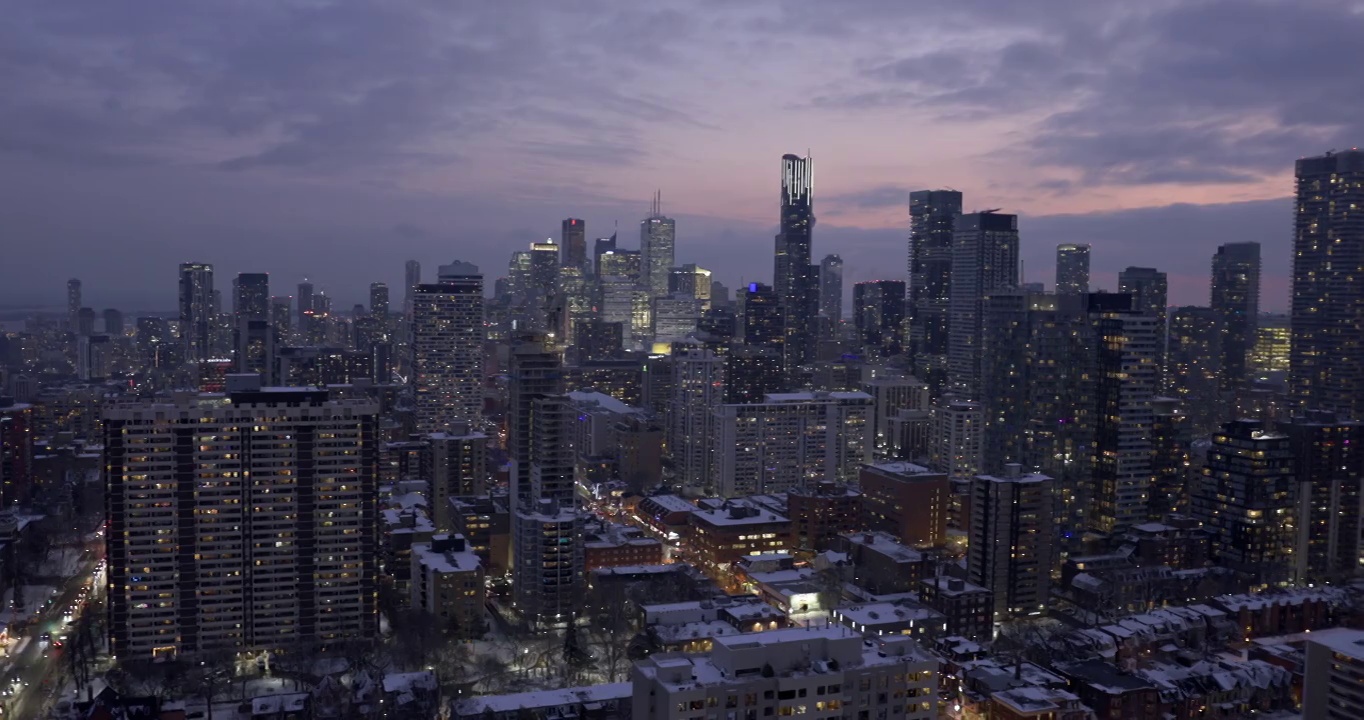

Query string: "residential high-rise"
[640, 192, 676, 299]
[819, 253, 843, 322]
[1055, 243, 1091, 295]
[511, 394, 585, 628]
[369, 282, 389, 317]
[1282, 411, 1364, 583]
[178, 262, 215, 362]
[774, 153, 817, 374]
[967, 465, 1054, 624]
[1191, 419, 1296, 588]
[1089, 298, 1160, 535]
[947, 211, 1019, 399]
[0, 399, 34, 507]
[907, 190, 963, 389]
[1210, 242, 1260, 392]
[1118, 267, 1168, 387]
[560, 217, 588, 273]
[425, 430, 488, 532]
[712, 391, 872, 496]
[1291, 150, 1364, 416]
[233, 273, 269, 322]
[270, 297, 292, 339]
[723, 346, 785, 404]
[853, 280, 907, 359]
[670, 348, 725, 494]
[930, 400, 983, 481]
[411, 262, 485, 433]
[104, 378, 379, 660]
[742, 282, 784, 353]
[506, 336, 564, 497]
[66, 278, 82, 329]
[1167, 306, 1223, 435]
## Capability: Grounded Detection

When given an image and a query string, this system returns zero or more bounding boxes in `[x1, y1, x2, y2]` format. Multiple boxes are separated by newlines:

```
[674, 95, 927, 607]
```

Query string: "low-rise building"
[840, 532, 926, 595]
[859, 462, 950, 548]
[585, 521, 666, 571]
[410, 534, 486, 639]
[786, 482, 864, 551]
[918, 577, 993, 642]
[689, 500, 791, 586]
[632, 627, 939, 720]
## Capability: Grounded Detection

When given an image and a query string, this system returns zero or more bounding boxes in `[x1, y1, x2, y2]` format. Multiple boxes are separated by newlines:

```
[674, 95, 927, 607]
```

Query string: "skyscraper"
[907, 190, 963, 389]
[1291, 150, 1364, 416]
[947, 211, 1019, 399]
[1118, 267, 1168, 387]
[1210, 242, 1260, 392]
[297, 280, 314, 325]
[104, 378, 379, 659]
[178, 262, 215, 362]
[411, 262, 485, 433]
[1055, 243, 1091, 295]
[640, 193, 676, 299]
[369, 282, 389, 317]
[66, 278, 82, 330]
[819, 254, 844, 322]
[404, 259, 421, 318]
[592, 234, 617, 279]
[774, 154, 817, 374]
[1089, 298, 1159, 534]
[741, 282, 783, 353]
[233, 272, 269, 321]
[1282, 411, 1364, 582]
[967, 465, 1054, 623]
[853, 280, 907, 359]
[670, 348, 725, 494]
[1167, 306, 1223, 435]
[561, 218, 587, 272]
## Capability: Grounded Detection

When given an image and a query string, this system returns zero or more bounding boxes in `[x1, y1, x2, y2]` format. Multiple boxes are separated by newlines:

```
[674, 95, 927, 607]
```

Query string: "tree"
[585, 582, 635, 682]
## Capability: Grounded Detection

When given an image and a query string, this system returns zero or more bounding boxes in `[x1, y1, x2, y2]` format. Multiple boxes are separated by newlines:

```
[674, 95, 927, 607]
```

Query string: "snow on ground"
[0, 585, 59, 624]
[39, 548, 85, 579]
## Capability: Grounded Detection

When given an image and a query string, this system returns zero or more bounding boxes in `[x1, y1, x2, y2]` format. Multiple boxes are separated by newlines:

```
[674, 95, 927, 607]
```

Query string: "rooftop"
[454, 683, 633, 716]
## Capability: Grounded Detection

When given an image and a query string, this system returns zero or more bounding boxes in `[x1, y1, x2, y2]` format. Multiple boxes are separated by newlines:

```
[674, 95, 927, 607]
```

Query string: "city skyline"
[3, 1, 1350, 312]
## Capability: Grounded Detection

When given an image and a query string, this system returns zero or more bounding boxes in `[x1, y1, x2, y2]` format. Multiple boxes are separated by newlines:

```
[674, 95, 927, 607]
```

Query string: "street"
[2, 538, 103, 719]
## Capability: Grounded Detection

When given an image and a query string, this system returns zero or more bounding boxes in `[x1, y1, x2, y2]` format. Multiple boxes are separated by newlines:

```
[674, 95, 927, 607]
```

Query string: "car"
[39, 633, 50, 646]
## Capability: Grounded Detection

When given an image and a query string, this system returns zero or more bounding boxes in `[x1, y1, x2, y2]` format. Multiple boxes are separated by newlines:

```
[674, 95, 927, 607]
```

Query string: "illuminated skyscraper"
[178, 262, 215, 362]
[640, 192, 676, 299]
[561, 218, 587, 272]
[947, 211, 1019, 399]
[1291, 150, 1364, 416]
[774, 154, 817, 374]
[411, 262, 485, 433]
[907, 190, 963, 389]
[1211, 242, 1260, 392]
[1055, 244, 1090, 295]
[592, 234, 616, 279]
[296, 280, 314, 325]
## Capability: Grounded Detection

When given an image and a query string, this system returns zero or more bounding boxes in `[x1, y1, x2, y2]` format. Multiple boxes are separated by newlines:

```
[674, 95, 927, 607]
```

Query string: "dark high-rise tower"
[742, 282, 783, 353]
[947, 211, 1019, 399]
[1211, 242, 1260, 392]
[1119, 267, 1169, 387]
[1292, 150, 1364, 416]
[234, 273, 270, 322]
[67, 278, 82, 330]
[819, 254, 843, 322]
[297, 280, 314, 325]
[369, 282, 389, 317]
[561, 218, 587, 273]
[907, 190, 963, 390]
[853, 280, 907, 359]
[178, 262, 215, 362]
[1055, 244, 1090, 295]
[412, 262, 485, 433]
[774, 153, 816, 374]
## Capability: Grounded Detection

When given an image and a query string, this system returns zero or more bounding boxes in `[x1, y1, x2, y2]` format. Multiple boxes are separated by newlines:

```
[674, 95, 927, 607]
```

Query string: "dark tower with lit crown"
[774, 153, 816, 376]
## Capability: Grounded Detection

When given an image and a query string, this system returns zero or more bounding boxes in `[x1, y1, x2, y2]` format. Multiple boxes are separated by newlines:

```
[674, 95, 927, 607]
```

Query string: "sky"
[3, 0, 1361, 314]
